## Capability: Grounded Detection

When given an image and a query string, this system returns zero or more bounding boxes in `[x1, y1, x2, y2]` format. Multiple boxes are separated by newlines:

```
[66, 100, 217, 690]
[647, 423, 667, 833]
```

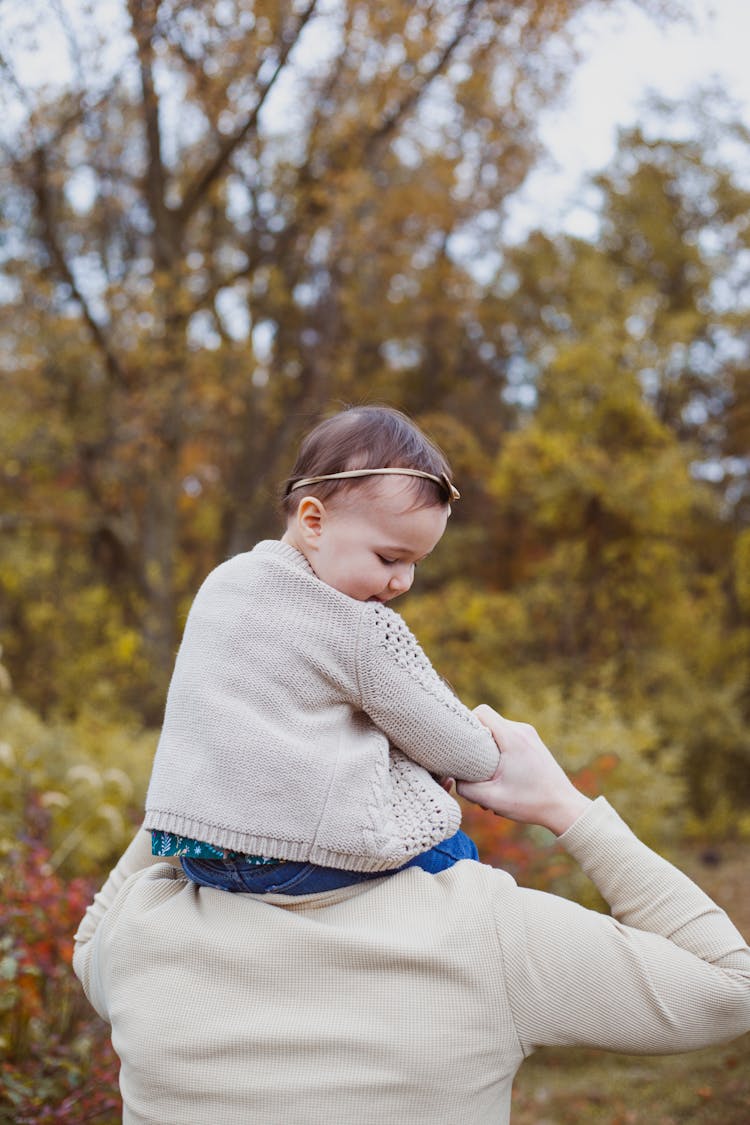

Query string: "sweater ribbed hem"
[143, 809, 423, 872]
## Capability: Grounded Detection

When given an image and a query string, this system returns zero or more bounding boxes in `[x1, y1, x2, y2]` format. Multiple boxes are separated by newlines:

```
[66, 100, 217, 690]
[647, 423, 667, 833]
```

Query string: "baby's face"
[301, 477, 449, 603]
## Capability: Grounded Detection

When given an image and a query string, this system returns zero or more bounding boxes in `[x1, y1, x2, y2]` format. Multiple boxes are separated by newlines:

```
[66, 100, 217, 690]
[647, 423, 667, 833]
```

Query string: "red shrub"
[0, 801, 121, 1123]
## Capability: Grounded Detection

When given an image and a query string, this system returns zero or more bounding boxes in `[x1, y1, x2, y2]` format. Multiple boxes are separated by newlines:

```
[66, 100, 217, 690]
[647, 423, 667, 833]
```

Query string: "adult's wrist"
[542, 788, 593, 836]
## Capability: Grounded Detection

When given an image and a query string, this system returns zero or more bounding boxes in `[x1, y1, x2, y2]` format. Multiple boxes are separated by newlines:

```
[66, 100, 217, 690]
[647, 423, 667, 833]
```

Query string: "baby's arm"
[356, 604, 499, 781]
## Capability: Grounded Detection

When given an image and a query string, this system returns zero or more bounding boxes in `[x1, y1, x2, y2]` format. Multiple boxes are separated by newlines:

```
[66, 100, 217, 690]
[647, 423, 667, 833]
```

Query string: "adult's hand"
[457, 706, 592, 836]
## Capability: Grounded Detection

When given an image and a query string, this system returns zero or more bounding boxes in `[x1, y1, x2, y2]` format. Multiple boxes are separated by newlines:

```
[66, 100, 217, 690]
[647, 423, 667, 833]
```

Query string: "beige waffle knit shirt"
[144, 540, 499, 870]
[73, 797, 750, 1125]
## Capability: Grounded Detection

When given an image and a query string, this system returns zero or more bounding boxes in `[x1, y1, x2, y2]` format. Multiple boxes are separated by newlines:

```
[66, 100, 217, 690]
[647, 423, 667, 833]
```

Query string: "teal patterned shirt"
[151, 830, 279, 864]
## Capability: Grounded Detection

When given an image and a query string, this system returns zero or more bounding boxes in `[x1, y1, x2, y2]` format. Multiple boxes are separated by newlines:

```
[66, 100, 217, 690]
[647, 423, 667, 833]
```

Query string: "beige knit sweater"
[73, 798, 750, 1125]
[144, 540, 499, 870]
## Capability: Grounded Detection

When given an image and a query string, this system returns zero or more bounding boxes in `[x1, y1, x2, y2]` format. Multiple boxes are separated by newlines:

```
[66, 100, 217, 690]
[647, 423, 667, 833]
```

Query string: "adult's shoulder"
[443, 857, 520, 897]
[437, 858, 528, 940]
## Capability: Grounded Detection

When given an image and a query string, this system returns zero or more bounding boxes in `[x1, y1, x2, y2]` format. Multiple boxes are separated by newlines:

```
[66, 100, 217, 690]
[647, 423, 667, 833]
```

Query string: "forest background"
[1, 0, 749, 1120]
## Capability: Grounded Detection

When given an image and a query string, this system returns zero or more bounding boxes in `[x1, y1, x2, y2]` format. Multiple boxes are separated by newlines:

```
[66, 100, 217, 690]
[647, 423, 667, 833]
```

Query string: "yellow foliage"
[735, 529, 750, 618]
[0, 682, 156, 877]
[1, 5, 749, 845]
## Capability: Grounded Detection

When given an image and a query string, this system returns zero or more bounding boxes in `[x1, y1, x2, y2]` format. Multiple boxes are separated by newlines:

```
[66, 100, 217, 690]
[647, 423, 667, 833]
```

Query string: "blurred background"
[1, 0, 748, 1120]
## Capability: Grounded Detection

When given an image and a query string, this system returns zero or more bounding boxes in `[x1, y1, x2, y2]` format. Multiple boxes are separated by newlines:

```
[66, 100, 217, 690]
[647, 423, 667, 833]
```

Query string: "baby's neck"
[281, 527, 311, 566]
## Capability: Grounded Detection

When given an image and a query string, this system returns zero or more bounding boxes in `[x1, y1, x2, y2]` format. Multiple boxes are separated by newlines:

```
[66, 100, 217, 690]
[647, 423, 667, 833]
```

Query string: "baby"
[144, 405, 499, 893]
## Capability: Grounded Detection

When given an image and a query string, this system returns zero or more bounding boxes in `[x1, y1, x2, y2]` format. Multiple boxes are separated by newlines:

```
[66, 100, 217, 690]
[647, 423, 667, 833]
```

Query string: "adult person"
[73, 707, 750, 1125]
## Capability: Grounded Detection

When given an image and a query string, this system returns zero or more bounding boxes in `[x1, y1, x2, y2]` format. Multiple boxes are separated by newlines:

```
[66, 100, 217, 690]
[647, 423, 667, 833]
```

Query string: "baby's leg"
[402, 830, 479, 874]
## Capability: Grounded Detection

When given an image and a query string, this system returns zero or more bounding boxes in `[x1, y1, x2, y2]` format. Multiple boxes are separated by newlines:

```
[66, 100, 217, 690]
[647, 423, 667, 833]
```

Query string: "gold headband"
[286, 468, 460, 502]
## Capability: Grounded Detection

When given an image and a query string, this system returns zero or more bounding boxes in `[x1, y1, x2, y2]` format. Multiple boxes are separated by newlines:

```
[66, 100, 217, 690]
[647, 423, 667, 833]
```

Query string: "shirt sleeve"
[72, 824, 175, 1021]
[497, 798, 750, 1056]
[356, 603, 500, 782]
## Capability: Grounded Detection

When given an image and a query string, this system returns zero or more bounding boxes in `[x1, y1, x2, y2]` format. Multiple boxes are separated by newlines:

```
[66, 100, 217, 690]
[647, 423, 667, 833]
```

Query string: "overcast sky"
[4, 0, 748, 242]
[510, 0, 750, 237]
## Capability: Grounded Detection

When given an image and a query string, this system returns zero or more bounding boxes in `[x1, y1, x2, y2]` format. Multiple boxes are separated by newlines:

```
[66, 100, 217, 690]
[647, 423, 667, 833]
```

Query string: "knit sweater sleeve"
[497, 798, 750, 1056]
[356, 604, 499, 782]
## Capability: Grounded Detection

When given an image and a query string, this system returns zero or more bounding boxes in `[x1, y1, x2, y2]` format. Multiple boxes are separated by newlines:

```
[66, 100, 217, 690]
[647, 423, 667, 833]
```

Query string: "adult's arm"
[72, 825, 173, 1020]
[459, 709, 750, 1055]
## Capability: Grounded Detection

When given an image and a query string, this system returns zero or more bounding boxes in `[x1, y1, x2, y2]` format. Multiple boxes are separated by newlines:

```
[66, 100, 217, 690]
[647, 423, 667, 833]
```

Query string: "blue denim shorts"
[181, 829, 479, 895]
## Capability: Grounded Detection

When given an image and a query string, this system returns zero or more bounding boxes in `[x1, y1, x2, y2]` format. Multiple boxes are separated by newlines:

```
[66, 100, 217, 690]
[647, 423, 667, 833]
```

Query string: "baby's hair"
[281, 405, 453, 516]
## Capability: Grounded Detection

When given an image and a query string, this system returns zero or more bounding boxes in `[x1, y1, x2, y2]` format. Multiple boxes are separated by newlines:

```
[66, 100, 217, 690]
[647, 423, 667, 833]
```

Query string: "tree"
[594, 90, 750, 524]
[0, 0, 676, 717]
[401, 99, 750, 822]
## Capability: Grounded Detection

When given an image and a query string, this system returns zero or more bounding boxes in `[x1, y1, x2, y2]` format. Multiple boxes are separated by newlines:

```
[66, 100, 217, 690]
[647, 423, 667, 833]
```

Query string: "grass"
[510, 842, 750, 1123]
[511, 1037, 750, 1124]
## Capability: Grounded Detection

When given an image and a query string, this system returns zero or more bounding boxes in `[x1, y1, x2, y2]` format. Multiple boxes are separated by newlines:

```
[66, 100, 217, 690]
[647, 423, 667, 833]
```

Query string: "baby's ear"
[296, 495, 326, 543]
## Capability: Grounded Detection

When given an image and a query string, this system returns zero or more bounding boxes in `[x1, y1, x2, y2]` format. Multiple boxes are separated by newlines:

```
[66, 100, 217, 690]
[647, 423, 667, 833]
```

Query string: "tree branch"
[0, 48, 35, 118]
[31, 146, 128, 388]
[127, 0, 175, 267]
[49, 0, 86, 91]
[368, 0, 483, 149]
[176, 0, 319, 229]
